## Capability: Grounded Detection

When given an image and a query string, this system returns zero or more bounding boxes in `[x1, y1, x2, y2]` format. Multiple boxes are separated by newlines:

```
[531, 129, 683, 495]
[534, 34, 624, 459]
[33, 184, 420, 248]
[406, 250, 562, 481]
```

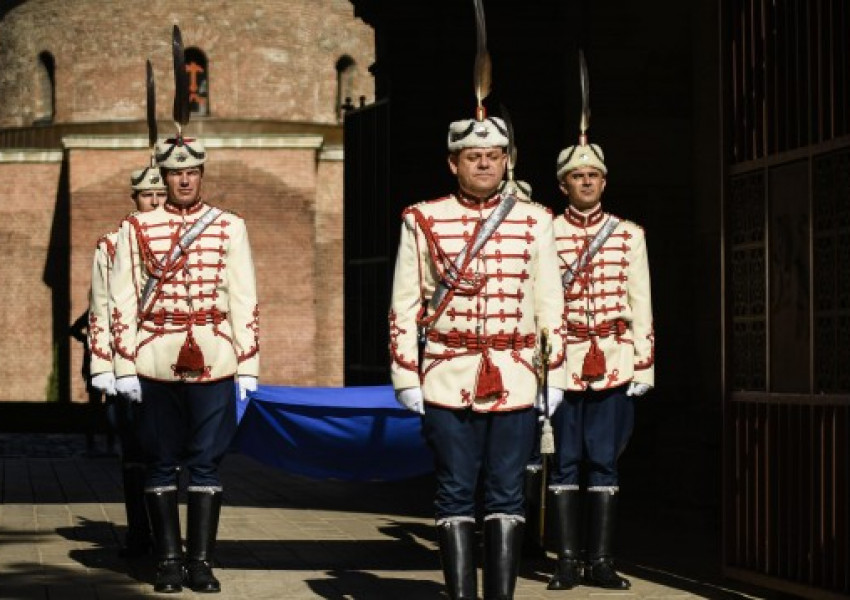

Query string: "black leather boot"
[547, 488, 582, 590]
[482, 515, 524, 600]
[585, 489, 630, 589]
[118, 466, 152, 557]
[437, 519, 477, 600]
[185, 489, 223, 593]
[145, 489, 183, 593]
[521, 465, 546, 558]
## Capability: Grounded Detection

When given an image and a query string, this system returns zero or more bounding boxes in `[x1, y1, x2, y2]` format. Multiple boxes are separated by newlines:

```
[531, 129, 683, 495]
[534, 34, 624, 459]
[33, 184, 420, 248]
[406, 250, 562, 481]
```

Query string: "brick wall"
[200, 147, 319, 388]
[0, 154, 62, 401]
[0, 0, 374, 127]
[315, 149, 344, 385]
[0, 0, 372, 401]
[65, 138, 340, 402]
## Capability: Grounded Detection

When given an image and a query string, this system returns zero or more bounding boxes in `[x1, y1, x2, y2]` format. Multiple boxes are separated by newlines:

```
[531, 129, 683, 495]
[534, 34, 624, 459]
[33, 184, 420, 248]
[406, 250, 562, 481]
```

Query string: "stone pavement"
[0, 434, 778, 600]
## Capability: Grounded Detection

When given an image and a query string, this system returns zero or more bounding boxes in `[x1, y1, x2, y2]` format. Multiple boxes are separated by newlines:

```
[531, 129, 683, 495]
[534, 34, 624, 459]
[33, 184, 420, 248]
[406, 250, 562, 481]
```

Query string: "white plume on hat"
[155, 137, 206, 170]
[447, 117, 509, 152]
[556, 143, 607, 180]
[130, 167, 166, 191]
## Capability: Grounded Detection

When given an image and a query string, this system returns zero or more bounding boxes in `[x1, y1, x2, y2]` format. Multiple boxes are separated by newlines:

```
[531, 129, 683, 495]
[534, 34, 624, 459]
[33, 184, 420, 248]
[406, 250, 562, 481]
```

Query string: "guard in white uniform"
[547, 139, 655, 590]
[389, 114, 567, 599]
[88, 167, 165, 557]
[109, 133, 259, 593]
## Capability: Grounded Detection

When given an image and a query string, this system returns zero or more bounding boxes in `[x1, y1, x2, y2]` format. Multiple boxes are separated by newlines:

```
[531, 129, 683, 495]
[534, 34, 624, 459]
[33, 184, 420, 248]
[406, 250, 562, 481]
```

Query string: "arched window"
[34, 51, 55, 124]
[184, 47, 209, 116]
[335, 55, 356, 121]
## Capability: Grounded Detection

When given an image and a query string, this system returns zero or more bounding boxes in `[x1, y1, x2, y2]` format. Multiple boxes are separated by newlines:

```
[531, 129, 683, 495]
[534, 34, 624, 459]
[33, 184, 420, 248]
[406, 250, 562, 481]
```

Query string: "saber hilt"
[538, 328, 555, 455]
[537, 328, 555, 545]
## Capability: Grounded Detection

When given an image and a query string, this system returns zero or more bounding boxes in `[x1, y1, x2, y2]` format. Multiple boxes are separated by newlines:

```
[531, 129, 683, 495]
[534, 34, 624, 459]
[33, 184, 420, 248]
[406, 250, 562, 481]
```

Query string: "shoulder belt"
[414, 192, 517, 325]
[562, 215, 621, 287]
[138, 206, 223, 313]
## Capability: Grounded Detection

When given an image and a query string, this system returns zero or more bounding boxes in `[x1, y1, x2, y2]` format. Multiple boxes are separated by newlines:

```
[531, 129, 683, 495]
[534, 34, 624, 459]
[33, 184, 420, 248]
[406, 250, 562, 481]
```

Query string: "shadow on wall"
[42, 157, 71, 403]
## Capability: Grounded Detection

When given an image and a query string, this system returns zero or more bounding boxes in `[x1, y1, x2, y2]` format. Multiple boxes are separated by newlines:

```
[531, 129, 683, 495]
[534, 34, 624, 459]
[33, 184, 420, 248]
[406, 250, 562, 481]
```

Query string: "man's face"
[448, 147, 507, 200]
[134, 189, 167, 213]
[165, 167, 203, 207]
[560, 166, 606, 211]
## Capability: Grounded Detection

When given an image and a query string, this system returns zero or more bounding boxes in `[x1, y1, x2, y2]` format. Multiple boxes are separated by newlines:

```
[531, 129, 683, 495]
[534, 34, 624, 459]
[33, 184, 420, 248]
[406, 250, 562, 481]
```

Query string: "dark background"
[343, 0, 724, 582]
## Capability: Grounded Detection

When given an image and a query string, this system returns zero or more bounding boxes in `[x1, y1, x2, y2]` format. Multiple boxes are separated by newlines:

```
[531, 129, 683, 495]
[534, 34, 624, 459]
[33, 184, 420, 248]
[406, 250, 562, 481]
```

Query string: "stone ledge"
[0, 149, 63, 163]
[62, 134, 326, 150]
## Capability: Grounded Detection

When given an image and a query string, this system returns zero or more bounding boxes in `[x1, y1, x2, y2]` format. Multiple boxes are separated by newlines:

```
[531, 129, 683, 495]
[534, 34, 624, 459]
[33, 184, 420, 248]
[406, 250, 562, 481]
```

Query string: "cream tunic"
[88, 230, 119, 376]
[553, 204, 655, 391]
[390, 193, 567, 411]
[109, 201, 259, 382]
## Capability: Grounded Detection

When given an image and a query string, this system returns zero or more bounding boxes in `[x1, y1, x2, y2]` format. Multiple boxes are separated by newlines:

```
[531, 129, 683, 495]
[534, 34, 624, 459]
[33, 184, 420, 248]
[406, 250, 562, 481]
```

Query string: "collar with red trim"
[565, 204, 604, 227]
[455, 190, 502, 210]
[164, 199, 205, 216]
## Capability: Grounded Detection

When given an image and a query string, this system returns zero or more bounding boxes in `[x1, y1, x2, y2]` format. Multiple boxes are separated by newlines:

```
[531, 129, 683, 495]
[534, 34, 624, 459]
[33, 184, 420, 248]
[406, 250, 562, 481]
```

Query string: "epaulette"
[607, 212, 645, 233]
[222, 208, 243, 219]
[95, 233, 117, 261]
[401, 196, 450, 218]
[525, 199, 554, 217]
[94, 228, 118, 249]
[118, 210, 139, 227]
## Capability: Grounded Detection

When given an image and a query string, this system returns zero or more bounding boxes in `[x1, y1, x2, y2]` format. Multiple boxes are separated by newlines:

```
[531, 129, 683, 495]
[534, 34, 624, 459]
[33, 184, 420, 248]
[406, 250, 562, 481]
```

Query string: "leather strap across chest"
[562, 215, 620, 287]
[413, 193, 518, 327]
[138, 206, 223, 313]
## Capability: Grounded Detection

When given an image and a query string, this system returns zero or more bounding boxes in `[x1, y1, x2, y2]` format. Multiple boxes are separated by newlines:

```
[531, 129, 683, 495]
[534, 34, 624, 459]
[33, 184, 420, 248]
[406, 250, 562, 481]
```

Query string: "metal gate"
[723, 1, 850, 596]
[343, 99, 393, 385]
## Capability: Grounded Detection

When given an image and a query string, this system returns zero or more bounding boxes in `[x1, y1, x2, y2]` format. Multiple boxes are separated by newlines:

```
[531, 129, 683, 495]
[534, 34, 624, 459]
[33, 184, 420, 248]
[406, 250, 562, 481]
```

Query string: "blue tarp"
[232, 385, 434, 482]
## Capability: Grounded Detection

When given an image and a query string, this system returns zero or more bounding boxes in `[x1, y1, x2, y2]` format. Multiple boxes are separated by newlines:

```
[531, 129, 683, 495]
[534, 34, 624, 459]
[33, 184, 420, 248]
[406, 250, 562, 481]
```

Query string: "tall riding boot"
[521, 466, 546, 558]
[145, 489, 183, 593]
[436, 519, 477, 600]
[119, 466, 152, 557]
[586, 489, 630, 589]
[482, 515, 524, 600]
[185, 489, 223, 593]
[547, 489, 582, 590]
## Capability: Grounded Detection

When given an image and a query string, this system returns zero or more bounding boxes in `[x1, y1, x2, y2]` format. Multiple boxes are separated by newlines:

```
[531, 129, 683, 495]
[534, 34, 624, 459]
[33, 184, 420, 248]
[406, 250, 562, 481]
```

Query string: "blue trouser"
[421, 405, 536, 520]
[550, 385, 634, 489]
[138, 377, 237, 489]
[106, 395, 146, 467]
[526, 417, 543, 469]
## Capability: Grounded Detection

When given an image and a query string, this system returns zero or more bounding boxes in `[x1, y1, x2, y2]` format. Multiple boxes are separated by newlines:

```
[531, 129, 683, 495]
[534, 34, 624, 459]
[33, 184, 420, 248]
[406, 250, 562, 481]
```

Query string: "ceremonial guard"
[88, 166, 165, 557]
[389, 7, 566, 599]
[109, 30, 260, 594]
[546, 52, 655, 591]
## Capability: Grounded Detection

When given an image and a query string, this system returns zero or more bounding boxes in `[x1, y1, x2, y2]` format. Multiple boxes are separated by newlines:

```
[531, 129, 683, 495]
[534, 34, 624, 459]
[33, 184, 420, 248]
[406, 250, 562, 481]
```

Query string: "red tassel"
[474, 352, 505, 399]
[175, 329, 205, 375]
[581, 338, 606, 381]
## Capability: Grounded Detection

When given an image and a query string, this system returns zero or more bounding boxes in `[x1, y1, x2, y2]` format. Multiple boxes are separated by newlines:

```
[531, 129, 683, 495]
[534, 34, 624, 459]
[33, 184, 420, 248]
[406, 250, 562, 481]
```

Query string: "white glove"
[115, 376, 142, 403]
[535, 386, 564, 418]
[395, 387, 425, 415]
[238, 376, 258, 402]
[90, 372, 116, 396]
[626, 382, 652, 397]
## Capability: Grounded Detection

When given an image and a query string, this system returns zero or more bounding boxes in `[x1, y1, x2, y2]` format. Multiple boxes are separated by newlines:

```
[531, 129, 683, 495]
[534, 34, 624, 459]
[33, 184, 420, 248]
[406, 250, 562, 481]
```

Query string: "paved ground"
[0, 434, 780, 600]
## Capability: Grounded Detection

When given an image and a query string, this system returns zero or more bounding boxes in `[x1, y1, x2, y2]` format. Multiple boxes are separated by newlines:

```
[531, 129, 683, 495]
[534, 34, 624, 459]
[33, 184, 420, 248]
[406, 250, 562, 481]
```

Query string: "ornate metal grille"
[724, 1, 850, 596]
[813, 149, 850, 394]
[728, 172, 766, 391]
[729, 0, 850, 162]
